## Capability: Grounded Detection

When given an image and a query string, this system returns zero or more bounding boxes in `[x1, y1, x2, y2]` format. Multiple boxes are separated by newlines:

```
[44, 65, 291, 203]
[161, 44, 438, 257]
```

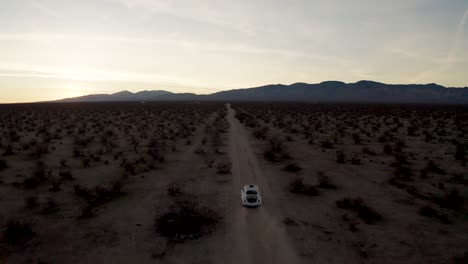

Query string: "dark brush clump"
[264, 138, 290, 162]
[283, 163, 302, 173]
[0, 159, 8, 170]
[317, 172, 337, 189]
[336, 198, 382, 224]
[155, 200, 220, 243]
[419, 205, 451, 224]
[289, 177, 318, 196]
[1, 219, 35, 245]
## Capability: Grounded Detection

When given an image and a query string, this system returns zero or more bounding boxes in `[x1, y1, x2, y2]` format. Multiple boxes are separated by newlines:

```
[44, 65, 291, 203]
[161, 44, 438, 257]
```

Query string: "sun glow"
[65, 83, 86, 98]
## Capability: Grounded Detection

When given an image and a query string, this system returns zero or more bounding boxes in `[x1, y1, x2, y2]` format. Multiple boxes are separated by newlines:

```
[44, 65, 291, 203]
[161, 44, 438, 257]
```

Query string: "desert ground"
[0, 102, 467, 264]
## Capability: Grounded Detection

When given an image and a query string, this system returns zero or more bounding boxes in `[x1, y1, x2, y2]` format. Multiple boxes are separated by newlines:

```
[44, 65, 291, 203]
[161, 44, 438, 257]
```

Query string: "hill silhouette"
[56, 81, 468, 104]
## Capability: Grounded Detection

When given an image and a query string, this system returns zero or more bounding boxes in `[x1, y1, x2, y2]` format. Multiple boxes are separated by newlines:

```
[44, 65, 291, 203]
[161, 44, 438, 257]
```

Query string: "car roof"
[244, 184, 259, 190]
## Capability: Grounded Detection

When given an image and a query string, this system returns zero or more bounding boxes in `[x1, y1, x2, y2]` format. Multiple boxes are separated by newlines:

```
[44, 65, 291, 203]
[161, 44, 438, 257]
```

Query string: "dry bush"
[25, 196, 38, 209]
[41, 198, 58, 215]
[3, 145, 14, 156]
[336, 198, 382, 224]
[289, 177, 318, 196]
[437, 190, 465, 210]
[352, 133, 362, 144]
[451, 252, 468, 264]
[77, 181, 125, 218]
[0, 159, 8, 170]
[426, 160, 445, 174]
[264, 138, 290, 162]
[362, 147, 376, 156]
[253, 127, 269, 140]
[317, 172, 337, 189]
[336, 151, 346, 164]
[155, 200, 221, 243]
[419, 205, 451, 224]
[320, 140, 334, 149]
[383, 144, 393, 155]
[283, 163, 302, 173]
[59, 170, 74, 180]
[454, 142, 466, 161]
[1, 219, 35, 245]
[49, 180, 61, 192]
[351, 155, 361, 165]
[167, 183, 182, 197]
[283, 217, 299, 226]
[216, 161, 231, 174]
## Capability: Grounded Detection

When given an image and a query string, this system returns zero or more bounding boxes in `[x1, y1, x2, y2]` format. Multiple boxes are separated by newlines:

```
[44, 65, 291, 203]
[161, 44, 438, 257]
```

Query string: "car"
[241, 184, 262, 207]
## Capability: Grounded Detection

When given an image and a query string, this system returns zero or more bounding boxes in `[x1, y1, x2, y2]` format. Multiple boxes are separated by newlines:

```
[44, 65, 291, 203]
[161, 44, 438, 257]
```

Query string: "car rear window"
[246, 190, 257, 195]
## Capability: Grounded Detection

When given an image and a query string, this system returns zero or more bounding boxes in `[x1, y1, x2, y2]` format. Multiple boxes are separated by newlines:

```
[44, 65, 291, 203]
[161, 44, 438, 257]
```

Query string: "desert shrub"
[383, 144, 393, 155]
[1, 219, 35, 244]
[289, 177, 318, 196]
[264, 138, 290, 162]
[419, 168, 432, 180]
[452, 252, 468, 264]
[3, 145, 14, 156]
[419, 205, 439, 218]
[0, 159, 8, 170]
[351, 155, 361, 165]
[437, 190, 464, 210]
[155, 200, 220, 243]
[426, 160, 445, 174]
[123, 162, 136, 175]
[283, 163, 302, 173]
[253, 127, 269, 140]
[454, 143, 466, 161]
[32, 143, 48, 158]
[317, 172, 337, 189]
[33, 161, 48, 180]
[23, 177, 41, 189]
[391, 164, 413, 183]
[336, 198, 382, 224]
[59, 170, 74, 180]
[394, 152, 409, 164]
[352, 133, 362, 144]
[216, 161, 231, 174]
[167, 183, 182, 197]
[419, 205, 451, 224]
[283, 217, 298, 226]
[74, 184, 93, 200]
[49, 181, 61, 192]
[41, 198, 58, 215]
[362, 147, 376, 156]
[336, 151, 345, 164]
[25, 196, 38, 209]
[320, 140, 334, 149]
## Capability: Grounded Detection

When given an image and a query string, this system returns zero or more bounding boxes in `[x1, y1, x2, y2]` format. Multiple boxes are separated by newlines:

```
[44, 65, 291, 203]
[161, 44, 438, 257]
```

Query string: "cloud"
[116, 0, 257, 35]
[411, 8, 468, 83]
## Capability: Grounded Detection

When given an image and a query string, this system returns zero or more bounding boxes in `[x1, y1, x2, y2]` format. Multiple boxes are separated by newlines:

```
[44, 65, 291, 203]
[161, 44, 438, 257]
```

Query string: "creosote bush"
[289, 177, 318, 196]
[155, 200, 220, 243]
[2, 219, 35, 245]
[419, 205, 451, 224]
[283, 163, 302, 173]
[317, 172, 337, 189]
[336, 197, 382, 224]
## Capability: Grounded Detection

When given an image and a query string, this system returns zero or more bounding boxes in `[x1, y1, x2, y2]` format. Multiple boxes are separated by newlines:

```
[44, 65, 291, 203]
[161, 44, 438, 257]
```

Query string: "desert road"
[219, 104, 303, 264]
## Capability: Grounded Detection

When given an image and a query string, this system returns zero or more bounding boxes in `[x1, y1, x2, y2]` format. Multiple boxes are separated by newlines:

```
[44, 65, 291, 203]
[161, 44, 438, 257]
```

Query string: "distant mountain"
[55, 81, 468, 104]
[58, 90, 185, 102]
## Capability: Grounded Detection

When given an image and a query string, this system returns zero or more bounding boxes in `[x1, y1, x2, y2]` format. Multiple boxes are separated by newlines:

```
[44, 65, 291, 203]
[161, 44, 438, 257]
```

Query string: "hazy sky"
[0, 0, 467, 102]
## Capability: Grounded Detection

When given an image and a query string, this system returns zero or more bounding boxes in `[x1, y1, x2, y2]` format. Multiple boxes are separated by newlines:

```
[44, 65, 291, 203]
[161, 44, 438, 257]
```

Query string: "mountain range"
[56, 81, 468, 104]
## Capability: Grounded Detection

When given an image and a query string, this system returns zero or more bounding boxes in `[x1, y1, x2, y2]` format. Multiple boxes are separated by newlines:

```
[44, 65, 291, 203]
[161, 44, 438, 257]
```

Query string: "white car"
[241, 185, 262, 207]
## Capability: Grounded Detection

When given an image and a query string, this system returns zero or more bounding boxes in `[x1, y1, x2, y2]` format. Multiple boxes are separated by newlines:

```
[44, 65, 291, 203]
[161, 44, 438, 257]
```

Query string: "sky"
[0, 0, 467, 103]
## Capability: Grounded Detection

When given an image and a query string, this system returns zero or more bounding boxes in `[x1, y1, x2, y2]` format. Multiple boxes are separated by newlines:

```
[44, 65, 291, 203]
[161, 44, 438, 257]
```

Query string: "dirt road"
[221, 104, 303, 264]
